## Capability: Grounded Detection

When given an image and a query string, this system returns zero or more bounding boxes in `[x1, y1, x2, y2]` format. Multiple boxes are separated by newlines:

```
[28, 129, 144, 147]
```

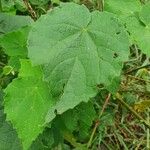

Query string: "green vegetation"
[0, 0, 150, 149]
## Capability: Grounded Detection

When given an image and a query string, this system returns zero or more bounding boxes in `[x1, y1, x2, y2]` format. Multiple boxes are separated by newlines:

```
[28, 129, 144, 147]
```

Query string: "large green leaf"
[4, 60, 53, 150]
[28, 3, 129, 122]
[125, 3, 150, 56]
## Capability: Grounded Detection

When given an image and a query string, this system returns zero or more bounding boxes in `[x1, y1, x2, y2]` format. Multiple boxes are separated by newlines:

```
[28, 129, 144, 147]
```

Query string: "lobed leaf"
[28, 3, 129, 123]
[4, 60, 53, 150]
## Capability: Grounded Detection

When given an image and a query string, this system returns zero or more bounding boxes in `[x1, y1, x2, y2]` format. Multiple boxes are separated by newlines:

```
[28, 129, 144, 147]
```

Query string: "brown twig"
[23, 0, 37, 21]
[99, 93, 111, 118]
[87, 93, 111, 148]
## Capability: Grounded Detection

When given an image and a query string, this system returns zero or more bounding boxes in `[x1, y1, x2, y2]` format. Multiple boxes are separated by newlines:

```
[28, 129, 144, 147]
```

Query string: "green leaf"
[0, 90, 22, 150]
[0, 26, 31, 71]
[8, 56, 21, 71]
[0, 26, 30, 57]
[2, 66, 13, 75]
[125, 3, 150, 56]
[61, 102, 96, 137]
[104, 0, 141, 18]
[139, 2, 150, 25]
[29, 128, 54, 150]
[1, 0, 15, 12]
[4, 59, 53, 150]
[61, 108, 78, 132]
[104, 1, 150, 56]
[75, 102, 96, 140]
[0, 13, 33, 36]
[14, 0, 27, 12]
[28, 3, 129, 123]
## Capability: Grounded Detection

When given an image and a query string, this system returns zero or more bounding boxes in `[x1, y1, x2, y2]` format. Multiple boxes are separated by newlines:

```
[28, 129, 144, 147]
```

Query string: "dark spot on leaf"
[116, 31, 120, 35]
[113, 53, 118, 58]
[127, 30, 131, 36]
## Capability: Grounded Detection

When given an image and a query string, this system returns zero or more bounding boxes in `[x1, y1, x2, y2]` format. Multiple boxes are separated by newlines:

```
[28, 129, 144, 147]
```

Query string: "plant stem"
[63, 131, 85, 149]
[115, 93, 150, 129]
[87, 120, 99, 148]
[87, 93, 111, 148]
[99, 93, 111, 118]
[23, 0, 37, 20]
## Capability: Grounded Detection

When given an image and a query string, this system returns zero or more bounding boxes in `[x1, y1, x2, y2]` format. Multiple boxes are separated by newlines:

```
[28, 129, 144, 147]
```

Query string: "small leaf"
[2, 66, 13, 75]
[1, 27, 30, 57]
[125, 5, 150, 56]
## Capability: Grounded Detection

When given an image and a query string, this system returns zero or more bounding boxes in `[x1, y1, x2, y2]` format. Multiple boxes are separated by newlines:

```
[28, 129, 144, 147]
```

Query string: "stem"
[99, 93, 111, 118]
[23, 0, 37, 21]
[63, 131, 85, 149]
[115, 93, 150, 129]
[87, 120, 99, 148]
[87, 93, 111, 148]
